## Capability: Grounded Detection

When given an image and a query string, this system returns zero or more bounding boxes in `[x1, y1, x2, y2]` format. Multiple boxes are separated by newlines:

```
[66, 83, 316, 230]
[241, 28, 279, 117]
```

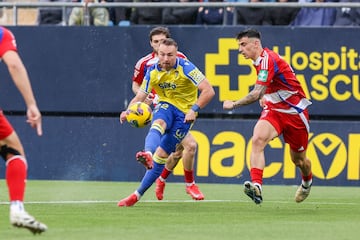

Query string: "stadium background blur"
[0, 0, 38, 25]
[0, 0, 359, 187]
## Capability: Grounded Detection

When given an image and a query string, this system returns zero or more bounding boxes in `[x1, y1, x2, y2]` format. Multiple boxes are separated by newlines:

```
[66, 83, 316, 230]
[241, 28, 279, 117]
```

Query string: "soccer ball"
[126, 102, 152, 128]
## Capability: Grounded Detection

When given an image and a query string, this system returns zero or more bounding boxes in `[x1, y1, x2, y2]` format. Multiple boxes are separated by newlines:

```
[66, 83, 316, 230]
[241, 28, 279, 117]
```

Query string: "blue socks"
[137, 124, 165, 196]
[137, 161, 164, 196]
[144, 128, 162, 153]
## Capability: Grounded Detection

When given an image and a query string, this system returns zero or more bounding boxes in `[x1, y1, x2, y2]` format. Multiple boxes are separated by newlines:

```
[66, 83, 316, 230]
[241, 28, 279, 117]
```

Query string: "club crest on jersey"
[258, 70, 268, 82]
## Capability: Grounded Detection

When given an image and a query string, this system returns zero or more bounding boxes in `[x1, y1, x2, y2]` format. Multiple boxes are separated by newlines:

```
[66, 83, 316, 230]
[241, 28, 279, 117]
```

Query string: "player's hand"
[145, 93, 159, 106]
[119, 110, 128, 124]
[152, 94, 159, 105]
[184, 110, 196, 123]
[26, 104, 42, 136]
[144, 97, 153, 105]
[223, 100, 235, 110]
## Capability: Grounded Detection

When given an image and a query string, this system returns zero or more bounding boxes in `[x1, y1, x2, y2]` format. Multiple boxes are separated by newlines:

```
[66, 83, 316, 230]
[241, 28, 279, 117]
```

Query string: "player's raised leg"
[118, 157, 166, 207]
[136, 121, 166, 169]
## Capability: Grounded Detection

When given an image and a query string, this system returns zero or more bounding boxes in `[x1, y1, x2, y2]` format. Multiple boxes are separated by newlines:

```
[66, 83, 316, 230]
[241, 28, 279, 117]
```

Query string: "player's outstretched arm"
[132, 81, 140, 95]
[2, 50, 42, 136]
[224, 84, 267, 110]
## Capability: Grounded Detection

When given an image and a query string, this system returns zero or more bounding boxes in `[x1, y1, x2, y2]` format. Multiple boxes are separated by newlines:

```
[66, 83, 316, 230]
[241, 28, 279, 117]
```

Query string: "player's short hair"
[236, 28, 261, 40]
[160, 38, 178, 49]
[149, 26, 171, 41]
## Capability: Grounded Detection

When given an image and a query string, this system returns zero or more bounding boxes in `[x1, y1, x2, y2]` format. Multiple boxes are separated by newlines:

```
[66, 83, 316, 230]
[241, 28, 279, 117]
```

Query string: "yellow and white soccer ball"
[126, 102, 152, 128]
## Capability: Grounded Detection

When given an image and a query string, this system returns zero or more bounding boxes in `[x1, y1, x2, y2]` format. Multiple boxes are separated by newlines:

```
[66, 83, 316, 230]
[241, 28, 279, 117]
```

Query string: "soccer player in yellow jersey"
[132, 26, 206, 201]
[118, 38, 215, 207]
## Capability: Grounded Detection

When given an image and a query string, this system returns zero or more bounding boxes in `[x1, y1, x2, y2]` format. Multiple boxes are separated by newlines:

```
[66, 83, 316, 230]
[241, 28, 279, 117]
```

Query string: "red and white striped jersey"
[254, 48, 311, 114]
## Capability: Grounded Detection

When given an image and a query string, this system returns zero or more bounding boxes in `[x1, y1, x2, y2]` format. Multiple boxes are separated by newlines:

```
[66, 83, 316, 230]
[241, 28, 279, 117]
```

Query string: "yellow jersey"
[140, 57, 206, 113]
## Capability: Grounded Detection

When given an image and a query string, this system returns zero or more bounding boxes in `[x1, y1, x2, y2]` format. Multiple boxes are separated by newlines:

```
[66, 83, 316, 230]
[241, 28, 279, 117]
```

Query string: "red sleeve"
[0, 27, 17, 57]
[256, 53, 274, 87]
[132, 59, 146, 85]
[176, 51, 187, 60]
[132, 53, 154, 85]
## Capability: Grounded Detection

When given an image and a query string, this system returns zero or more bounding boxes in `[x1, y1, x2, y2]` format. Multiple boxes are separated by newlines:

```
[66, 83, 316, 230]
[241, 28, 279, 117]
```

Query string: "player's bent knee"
[172, 152, 183, 161]
[0, 144, 21, 161]
[185, 140, 197, 153]
[293, 159, 306, 168]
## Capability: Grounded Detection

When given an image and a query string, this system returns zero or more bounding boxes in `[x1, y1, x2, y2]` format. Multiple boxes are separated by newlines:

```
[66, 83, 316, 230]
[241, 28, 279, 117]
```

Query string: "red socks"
[302, 172, 312, 182]
[250, 168, 263, 185]
[160, 168, 195, 185]
[302, 172, 313, 188]
[160, 167, 172, 180]
[6, 157, 27, 201]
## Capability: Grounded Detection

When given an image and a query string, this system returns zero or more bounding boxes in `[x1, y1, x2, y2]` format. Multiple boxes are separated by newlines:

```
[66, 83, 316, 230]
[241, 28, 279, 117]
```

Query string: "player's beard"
[160, 62, 172, 71]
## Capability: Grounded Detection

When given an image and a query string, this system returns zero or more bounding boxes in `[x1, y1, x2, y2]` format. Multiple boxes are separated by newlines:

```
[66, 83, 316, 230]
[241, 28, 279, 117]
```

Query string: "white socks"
[302, 179, 312, 188]
[10, 200, 25, 213]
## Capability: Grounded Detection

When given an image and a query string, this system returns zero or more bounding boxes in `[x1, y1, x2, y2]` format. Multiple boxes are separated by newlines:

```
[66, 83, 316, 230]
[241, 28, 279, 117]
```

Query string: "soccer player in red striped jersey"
[223, 28, 313, 204]
[130, 26, 205, 202]
[0, 26, 47, 233]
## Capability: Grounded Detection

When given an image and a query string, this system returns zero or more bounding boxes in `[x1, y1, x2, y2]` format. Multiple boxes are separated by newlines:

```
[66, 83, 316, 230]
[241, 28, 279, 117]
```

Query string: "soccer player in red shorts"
[223, 28, 313, 204]
[0, 26, 47, 233]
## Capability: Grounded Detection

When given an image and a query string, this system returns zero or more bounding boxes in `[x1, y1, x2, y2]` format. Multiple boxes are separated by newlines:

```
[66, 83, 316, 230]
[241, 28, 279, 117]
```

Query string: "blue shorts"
[153, 102, 192, 155]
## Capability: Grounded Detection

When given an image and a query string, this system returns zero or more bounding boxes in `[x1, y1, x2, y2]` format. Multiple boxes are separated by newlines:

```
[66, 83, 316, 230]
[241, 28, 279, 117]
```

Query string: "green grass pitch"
[0, 180, 359, 240]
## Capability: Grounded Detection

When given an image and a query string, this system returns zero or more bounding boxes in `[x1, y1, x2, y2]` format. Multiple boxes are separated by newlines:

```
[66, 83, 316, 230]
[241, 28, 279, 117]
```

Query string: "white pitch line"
[0, 199, 359, 205]
[0, 199, 239, 205]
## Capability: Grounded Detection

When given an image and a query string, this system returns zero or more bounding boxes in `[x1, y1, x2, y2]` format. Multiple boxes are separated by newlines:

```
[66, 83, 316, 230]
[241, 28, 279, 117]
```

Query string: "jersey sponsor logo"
[258, 70, 268, 82]
[159, 82, 176, 90]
